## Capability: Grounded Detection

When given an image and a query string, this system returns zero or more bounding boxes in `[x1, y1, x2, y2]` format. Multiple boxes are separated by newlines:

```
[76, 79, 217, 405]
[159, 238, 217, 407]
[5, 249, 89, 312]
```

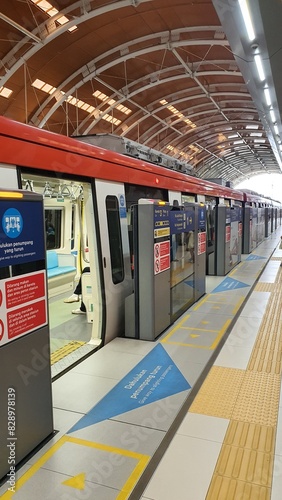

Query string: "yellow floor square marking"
[193, 294, 245, 316]
[189, 367, 245, 418]
[50, 340, 85, 365]
[0, 435, 150, 500]
[161, 319, 231, 349]
[192, 294, 231, 311]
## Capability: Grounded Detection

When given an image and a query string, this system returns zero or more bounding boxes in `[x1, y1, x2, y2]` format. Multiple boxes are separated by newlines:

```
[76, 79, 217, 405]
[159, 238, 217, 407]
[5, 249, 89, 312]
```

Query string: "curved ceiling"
[0, 0, 281, 184]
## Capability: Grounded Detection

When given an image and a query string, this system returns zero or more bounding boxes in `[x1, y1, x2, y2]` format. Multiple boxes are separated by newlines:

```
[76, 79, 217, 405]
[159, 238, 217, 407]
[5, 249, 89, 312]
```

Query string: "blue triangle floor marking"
[211, 277, 249, 293]
[246, 254, 266, 260]
[68, 344, 190, 432]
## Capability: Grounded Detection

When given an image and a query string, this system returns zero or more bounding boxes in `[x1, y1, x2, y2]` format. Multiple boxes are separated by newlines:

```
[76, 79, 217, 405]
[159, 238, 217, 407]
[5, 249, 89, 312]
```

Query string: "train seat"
[47, 250, 77, 298]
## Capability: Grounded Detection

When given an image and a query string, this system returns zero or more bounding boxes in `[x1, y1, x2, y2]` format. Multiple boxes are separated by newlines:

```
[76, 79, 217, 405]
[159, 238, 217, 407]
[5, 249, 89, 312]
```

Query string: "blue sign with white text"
[198, 206, 206, 230]
[0, 200, 45, 268]
[68, 344, 191, 432]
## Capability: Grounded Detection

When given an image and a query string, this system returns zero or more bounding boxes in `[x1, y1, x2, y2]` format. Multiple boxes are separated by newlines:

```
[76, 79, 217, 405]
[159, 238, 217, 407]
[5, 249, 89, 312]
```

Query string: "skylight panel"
[0, 86, 13, 98]
[93, 90, 131, 115]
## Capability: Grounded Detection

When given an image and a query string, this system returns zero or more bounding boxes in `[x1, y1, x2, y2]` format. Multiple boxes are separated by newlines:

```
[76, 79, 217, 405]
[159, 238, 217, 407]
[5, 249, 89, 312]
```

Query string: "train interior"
[21, 173, 101, 377]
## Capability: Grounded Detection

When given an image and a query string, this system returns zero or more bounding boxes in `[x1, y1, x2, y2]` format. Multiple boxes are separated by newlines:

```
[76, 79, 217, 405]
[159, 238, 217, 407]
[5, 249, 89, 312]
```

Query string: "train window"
[106, 195, 124, 284]
[181, 194, 195, 204]
[45, 208, 62, 249]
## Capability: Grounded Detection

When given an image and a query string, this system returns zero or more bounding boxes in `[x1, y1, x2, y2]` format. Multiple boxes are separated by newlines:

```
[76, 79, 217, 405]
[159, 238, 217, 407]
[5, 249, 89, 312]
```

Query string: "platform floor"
[1, 231, 282, 500]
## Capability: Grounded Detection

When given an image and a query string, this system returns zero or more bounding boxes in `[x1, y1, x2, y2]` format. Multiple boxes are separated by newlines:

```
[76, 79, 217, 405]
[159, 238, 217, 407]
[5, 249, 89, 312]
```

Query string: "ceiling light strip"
[238, 0, 256, 41]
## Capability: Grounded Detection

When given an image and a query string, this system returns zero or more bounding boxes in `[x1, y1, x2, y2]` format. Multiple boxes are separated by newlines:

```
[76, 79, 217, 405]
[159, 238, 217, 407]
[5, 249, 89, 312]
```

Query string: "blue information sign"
[0, 200, 45, 268]
[198, 206, 206, 230]
[154, 205, 170, 229]
[170, 210, 186, 234]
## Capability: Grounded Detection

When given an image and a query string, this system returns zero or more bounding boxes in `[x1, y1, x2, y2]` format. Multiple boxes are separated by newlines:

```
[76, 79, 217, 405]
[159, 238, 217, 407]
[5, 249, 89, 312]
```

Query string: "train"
[0, 116, 281, 363]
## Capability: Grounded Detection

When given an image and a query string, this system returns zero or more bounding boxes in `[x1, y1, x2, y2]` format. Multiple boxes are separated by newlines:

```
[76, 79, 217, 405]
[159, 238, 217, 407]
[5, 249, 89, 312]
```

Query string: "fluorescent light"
[269, 109, 276, 122]
[264, 87, 271, 106]
[246, 124, 259, 129]
[238, 0, 256, 41]
[254, 54, 265, 81]
[274, 124, 279, 135]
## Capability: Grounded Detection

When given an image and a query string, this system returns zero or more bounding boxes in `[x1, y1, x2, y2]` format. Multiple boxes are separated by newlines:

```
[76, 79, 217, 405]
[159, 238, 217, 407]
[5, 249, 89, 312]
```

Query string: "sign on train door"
[95, 180, 132, 343]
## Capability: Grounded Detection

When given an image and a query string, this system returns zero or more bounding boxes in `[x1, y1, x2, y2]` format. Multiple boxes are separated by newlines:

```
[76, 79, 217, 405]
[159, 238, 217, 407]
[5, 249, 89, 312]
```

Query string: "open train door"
[95, 180, 132, 343]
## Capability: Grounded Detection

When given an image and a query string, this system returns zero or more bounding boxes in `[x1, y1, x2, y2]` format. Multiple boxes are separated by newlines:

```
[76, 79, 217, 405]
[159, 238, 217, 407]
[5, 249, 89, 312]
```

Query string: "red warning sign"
[197, 231, 206, 255]
[0, 270, 47, 346]
[7, 299, 46, 340]
[154, 241, 170, 275]
[5, 272, 45, 309]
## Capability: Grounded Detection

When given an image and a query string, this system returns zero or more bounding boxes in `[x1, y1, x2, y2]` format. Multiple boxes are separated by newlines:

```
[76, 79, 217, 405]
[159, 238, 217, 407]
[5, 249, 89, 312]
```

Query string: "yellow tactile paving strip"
[190, 367, 245, 419]
[232, 372, 280, 426]
[50, 340, 85, 365]
[248, 283, 282, 374]
[192, 267, 282, 500]
[254, 282, 274, 292]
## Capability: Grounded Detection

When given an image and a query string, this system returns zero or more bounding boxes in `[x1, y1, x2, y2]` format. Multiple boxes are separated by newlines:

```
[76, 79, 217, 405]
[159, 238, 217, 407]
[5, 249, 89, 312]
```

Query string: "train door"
[205, 201, 216, 275]
[19, 172, 103, 375]
[95, 179, 132, 343]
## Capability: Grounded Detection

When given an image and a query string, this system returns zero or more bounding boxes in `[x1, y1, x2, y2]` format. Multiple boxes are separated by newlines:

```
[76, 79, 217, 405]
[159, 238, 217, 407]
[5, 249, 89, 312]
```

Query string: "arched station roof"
[0, 0, 281, 184]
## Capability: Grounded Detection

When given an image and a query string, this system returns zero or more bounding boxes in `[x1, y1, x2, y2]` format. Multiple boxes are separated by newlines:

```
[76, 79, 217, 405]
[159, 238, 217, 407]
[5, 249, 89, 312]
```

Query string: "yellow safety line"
[192, 294, 210, 311]
[67, 436, 147, 459]
[209, 319, 232, 350]
[50, 340, 85, 365]
[232, 296, 245, 315]
[116, 455, 151, 500]
[161, 313, 191, 343]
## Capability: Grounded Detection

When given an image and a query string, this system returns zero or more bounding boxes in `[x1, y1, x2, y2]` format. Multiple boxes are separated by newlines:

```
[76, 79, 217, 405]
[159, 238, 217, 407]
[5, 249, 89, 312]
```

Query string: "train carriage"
[0, 116, 280, 374]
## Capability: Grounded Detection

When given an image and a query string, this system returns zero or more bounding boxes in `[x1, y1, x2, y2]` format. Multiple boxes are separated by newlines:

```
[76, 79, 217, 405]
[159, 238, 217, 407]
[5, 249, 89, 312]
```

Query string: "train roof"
[0, 116, 245, 201]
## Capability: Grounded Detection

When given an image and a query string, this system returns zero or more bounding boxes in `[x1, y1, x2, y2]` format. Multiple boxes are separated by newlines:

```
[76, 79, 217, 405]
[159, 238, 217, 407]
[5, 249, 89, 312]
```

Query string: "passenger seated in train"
[64, 266, 90, 314]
